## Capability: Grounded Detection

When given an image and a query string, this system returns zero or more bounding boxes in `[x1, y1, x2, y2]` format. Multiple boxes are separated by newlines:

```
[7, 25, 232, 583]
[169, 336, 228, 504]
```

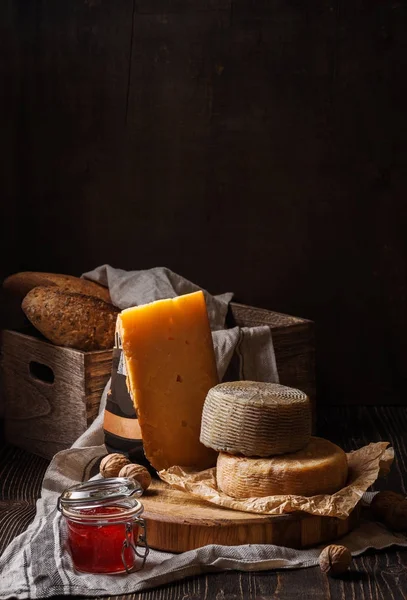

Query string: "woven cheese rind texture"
[216, 437, 349, 499]
[200, 381, 312, 456]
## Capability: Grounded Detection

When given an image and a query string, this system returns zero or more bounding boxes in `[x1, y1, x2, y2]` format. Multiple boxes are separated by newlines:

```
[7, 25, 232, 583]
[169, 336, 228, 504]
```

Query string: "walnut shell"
[118, 464, 152, 491]
[384, 499, 407, 532]
[100, 453, 131, 478]
[319, 544, 352, 577]
[371, 491, 406, 520]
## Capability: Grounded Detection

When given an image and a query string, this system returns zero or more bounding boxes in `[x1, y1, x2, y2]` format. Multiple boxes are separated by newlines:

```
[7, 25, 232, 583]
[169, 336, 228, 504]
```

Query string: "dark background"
[2, 0, 407, 406]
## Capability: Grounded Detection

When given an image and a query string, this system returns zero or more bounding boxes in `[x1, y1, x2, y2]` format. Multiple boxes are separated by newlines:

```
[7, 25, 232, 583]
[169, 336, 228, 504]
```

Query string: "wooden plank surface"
[2, 0, 407, 408]
[1, 406, 406, 599]
[141, 478, 359, 552]
[229, 302, 316, 421]
[1, 330, 112, 458]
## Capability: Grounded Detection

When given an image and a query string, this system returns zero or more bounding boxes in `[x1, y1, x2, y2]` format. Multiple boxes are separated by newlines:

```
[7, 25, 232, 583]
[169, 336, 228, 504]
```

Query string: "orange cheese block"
[216, 437, 349, 498]
[119, 291, 219, 471]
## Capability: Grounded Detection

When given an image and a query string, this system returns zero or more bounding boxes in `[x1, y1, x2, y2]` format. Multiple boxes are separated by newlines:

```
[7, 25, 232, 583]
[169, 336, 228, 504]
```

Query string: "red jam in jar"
[58, 478, 148, 574]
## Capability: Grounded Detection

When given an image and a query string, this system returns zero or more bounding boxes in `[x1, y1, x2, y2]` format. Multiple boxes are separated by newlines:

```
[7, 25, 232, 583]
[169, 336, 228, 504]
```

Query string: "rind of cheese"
[119, 291, 219, 471]
[200, 381, 311, 456]
[216, 437, 349, 498]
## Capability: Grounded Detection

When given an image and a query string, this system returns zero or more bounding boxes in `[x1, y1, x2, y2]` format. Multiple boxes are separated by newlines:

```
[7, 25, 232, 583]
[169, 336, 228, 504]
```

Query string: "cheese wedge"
[216, 437, 348, 498]
[200, 381, 311, 456]
[119, 291, 219, 470]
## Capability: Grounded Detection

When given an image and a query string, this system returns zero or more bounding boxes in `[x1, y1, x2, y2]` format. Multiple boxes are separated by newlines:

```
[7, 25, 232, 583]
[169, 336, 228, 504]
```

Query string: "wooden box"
[228, 303, 316, 413]
[0, 303, 315, 460]
[1, 330, 112, 459]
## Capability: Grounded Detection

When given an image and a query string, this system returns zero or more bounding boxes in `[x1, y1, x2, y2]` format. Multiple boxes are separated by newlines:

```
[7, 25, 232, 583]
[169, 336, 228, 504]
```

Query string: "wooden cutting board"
[141, 479, 360, 553]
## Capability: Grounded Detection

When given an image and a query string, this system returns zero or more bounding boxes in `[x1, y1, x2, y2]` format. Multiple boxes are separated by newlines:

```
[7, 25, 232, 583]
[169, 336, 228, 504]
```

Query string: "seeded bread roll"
[22, 286, 118, 351]
[3, 271, 111, 304]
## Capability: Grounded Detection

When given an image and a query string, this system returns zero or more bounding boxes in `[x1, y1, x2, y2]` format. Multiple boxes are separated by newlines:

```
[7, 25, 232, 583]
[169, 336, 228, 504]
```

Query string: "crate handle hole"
[29, 361, 55, 384]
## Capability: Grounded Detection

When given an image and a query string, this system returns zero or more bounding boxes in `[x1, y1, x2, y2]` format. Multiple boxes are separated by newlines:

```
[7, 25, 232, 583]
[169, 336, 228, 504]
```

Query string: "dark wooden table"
[1, 406, 406, 600]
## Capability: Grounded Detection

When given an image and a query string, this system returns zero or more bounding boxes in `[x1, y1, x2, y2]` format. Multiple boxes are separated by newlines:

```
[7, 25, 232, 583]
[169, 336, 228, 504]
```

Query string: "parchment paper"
[160, 442, 394, 520]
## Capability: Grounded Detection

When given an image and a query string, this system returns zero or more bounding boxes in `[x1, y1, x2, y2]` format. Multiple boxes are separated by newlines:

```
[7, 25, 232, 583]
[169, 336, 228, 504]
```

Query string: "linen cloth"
[0, 266, 406, 599]
[83, 265, 279, 381]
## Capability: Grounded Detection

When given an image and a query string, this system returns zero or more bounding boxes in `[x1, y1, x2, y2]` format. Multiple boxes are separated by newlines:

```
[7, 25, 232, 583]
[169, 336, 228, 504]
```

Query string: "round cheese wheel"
[216, 437, 348, 498]
[200, 381, 311, 457]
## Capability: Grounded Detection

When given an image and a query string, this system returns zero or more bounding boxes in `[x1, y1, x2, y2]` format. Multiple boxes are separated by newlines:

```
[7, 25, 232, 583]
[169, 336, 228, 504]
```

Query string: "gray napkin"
[83, 265, 279, 382]
[0, 266, 406, 599]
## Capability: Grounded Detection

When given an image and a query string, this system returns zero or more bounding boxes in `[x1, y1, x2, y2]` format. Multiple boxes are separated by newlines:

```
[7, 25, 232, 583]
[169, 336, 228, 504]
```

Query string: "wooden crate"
[228, 303, 316, 417]
[0, 302, 315, 460]
[0, 330, 112, 459]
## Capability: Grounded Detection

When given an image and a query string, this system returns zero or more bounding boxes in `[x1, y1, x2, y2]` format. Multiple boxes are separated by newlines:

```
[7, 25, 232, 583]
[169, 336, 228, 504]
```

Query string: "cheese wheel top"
[212, 381, 308, 404]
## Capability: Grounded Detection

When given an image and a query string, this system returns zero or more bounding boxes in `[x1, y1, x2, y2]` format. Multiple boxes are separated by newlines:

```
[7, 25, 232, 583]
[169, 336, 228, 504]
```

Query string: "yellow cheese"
[200, 381, 311, 456]
[216, 437, 348, 498]
[119, 291, 219, 471]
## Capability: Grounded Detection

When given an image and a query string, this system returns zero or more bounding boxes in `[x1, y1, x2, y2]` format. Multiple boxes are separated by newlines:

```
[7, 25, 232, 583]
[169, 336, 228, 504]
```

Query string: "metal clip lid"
[58, 477, 143, 512]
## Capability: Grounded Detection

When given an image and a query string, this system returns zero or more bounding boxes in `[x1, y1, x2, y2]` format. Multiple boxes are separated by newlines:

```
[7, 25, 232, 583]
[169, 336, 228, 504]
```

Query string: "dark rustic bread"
[21, 287, 119, 351]
[3, 271, 111, 304]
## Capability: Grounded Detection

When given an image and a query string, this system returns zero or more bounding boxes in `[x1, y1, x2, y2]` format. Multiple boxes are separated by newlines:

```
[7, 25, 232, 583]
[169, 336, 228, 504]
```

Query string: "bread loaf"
[22, 287, 118, 351]
[3, 271, 111, 304]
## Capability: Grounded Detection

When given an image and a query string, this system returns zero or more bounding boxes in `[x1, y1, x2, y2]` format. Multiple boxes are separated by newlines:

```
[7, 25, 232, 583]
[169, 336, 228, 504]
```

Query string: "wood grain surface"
[1, 330, 112, 458]
[1, 406, 406, 599]
[142, 478, 359, 552]
[1, 0, 407, 408]
[230, 303, 316, 417]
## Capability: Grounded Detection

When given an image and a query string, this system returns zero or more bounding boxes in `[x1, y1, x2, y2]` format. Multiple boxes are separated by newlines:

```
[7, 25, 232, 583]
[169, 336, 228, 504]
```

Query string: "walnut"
[370, 491, 407, 531]
[99, 453, 131, 478]
[118, 464, 152, 491]
[383, 499, 407, 532]
[371, 491, 405, 520]
[319, 544, 352, 577]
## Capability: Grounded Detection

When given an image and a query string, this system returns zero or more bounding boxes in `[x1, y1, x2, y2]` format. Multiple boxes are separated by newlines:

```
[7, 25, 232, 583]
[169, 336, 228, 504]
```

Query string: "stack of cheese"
[200, 382, 349, 498]
[117, 288, 348, 499]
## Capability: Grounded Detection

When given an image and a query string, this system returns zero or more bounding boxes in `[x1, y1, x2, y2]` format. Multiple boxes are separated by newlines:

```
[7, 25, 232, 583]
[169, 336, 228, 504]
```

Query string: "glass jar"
[58, 477, 149, 574]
